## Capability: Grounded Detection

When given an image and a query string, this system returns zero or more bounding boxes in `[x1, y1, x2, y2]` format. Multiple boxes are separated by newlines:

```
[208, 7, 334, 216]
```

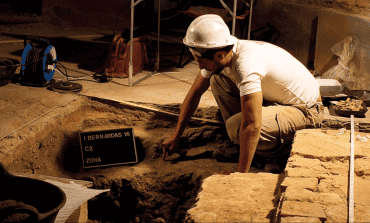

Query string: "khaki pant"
[210, 73, 324, 157]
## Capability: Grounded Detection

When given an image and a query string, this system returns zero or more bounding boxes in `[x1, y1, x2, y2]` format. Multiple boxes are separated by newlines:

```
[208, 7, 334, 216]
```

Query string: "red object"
[104, 35, 148, 78]
[103, 34, 122, 76]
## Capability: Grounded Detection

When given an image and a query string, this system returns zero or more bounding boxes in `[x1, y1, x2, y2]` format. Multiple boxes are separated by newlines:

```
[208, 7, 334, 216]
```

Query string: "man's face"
[192, 54, 223, 72]
[190, 47, 231, 72]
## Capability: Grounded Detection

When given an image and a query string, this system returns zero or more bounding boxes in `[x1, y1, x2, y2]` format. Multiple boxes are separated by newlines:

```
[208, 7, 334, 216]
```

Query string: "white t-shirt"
[201, 40, 320, 108]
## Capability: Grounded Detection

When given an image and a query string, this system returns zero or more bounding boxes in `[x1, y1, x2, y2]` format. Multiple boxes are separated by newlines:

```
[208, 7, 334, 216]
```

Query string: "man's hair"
[201, 45, 234, 60]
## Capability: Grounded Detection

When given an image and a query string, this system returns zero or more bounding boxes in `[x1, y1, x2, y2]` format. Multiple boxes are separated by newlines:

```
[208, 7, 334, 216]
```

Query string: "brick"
[313, 192, 345, 205]
[283, 186, 344, 205]
[333, 175, 370, 207]
[285, 167, 330, 179]
[281, 177, 318, 192]
[317, 178, 335, 193]
[280, 201, 327, 219]
[280, 216, 322, 222]
[292, 129, 364, 162]
[322, 204, 348, 223]
[287, 156, 322, 169]
[283, 187, 315, 202]
[355, 158, 370, 176]
[187, 173, 283, 223]
[321, 161, 348, 175]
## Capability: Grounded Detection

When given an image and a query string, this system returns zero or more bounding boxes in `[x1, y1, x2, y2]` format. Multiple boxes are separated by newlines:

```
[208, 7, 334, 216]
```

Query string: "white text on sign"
[86, 157, 102, 163]
[85, 146, 93, 151]
[84, 132, 123, 141]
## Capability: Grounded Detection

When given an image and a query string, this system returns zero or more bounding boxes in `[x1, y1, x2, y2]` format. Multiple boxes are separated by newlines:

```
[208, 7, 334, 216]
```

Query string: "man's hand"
[161, 136, 179, 160]
[161, 72, 209, 161]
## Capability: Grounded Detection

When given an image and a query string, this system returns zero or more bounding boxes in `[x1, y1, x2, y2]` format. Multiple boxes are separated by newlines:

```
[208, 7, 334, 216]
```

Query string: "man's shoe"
[251, 153, 273, 169]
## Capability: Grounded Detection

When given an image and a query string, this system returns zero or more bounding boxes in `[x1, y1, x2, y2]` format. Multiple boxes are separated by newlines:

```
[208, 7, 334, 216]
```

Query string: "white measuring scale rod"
[349, 114, 355, 223]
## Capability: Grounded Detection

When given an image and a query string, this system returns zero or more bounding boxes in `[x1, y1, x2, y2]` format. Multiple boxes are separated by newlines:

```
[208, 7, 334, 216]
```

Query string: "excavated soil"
[0, 95, 286, 223]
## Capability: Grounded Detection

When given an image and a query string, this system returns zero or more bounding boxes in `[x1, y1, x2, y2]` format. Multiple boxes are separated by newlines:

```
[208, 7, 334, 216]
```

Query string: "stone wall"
[186, 128, 370, 223]
[277, 128, 370, 222]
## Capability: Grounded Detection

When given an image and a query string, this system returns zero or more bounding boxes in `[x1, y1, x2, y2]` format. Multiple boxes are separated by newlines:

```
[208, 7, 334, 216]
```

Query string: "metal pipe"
[133, 0, 144, 7]
[129, 0, 134, 87]
[128, 0, 161, 87]
[247, 0, 253, 40]
[154, 0, 160, 72]
[232, 0, 237, 36]
[219, 0, 234, 17]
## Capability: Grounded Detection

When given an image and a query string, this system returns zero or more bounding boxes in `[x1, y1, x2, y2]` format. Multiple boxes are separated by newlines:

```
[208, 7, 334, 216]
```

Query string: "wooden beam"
[86, 96, 225, 125]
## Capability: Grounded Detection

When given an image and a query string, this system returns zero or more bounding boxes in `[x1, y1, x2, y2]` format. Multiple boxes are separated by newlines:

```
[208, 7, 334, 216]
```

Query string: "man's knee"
[225, 114, 242, 144]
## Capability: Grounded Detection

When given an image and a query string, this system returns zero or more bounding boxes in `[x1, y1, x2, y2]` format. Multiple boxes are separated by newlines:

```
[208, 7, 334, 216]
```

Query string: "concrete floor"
[0, 40, 216, 108]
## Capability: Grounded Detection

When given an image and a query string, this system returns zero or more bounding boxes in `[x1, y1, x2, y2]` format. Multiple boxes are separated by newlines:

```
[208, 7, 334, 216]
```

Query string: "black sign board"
[79, 127, 138, 168]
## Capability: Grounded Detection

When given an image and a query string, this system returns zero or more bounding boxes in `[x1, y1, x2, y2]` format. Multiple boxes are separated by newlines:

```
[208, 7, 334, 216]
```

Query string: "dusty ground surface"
[0, 94, 285, 223]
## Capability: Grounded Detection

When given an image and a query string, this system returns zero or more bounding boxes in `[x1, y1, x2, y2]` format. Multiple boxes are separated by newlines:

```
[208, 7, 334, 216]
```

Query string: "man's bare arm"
[237, 91, 263, 173]
[162, 72, 210, 159]
[174, 72, 210, 136]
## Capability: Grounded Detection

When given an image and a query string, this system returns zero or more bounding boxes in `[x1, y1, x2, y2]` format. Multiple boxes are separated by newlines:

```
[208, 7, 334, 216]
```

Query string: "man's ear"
[213, 51, 225, 62]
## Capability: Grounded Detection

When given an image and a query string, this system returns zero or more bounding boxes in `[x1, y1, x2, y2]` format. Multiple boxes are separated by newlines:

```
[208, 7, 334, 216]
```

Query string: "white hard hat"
[183, 14, 238, 49]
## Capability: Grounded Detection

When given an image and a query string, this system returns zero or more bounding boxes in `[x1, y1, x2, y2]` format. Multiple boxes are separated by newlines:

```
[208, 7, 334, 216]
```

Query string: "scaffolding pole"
[129, 0, 160, 87]
[247, 0, 253, 40]
[232, 0, 237, 35]
[218, 0, 237, 35]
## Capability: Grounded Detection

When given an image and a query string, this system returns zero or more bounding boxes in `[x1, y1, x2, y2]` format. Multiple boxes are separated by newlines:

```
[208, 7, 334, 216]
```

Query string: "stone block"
[292, 129, 364, 162]
[186, 173, 283, 223]
[287, 155, 322, 169]
[283, 187, 344, 205]
[355, 158, 370, 176]
[280, 201, 327, 219]
[332, 175, 370, 207]
[321, 161, 349, 176]
[317, 178, 335, 193]
[280, 177, 318, 192]
[322, 204, 348, 223]
[313, 192, 345, 205]
[280, 216, 322, 222]
[283, 187, 315, 202]
[354, 204, 370, 222]
[285, 166, 330, 179]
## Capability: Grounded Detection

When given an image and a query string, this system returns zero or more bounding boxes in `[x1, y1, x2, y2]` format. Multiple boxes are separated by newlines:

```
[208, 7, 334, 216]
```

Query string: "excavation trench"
[0, 96, 286, 223]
